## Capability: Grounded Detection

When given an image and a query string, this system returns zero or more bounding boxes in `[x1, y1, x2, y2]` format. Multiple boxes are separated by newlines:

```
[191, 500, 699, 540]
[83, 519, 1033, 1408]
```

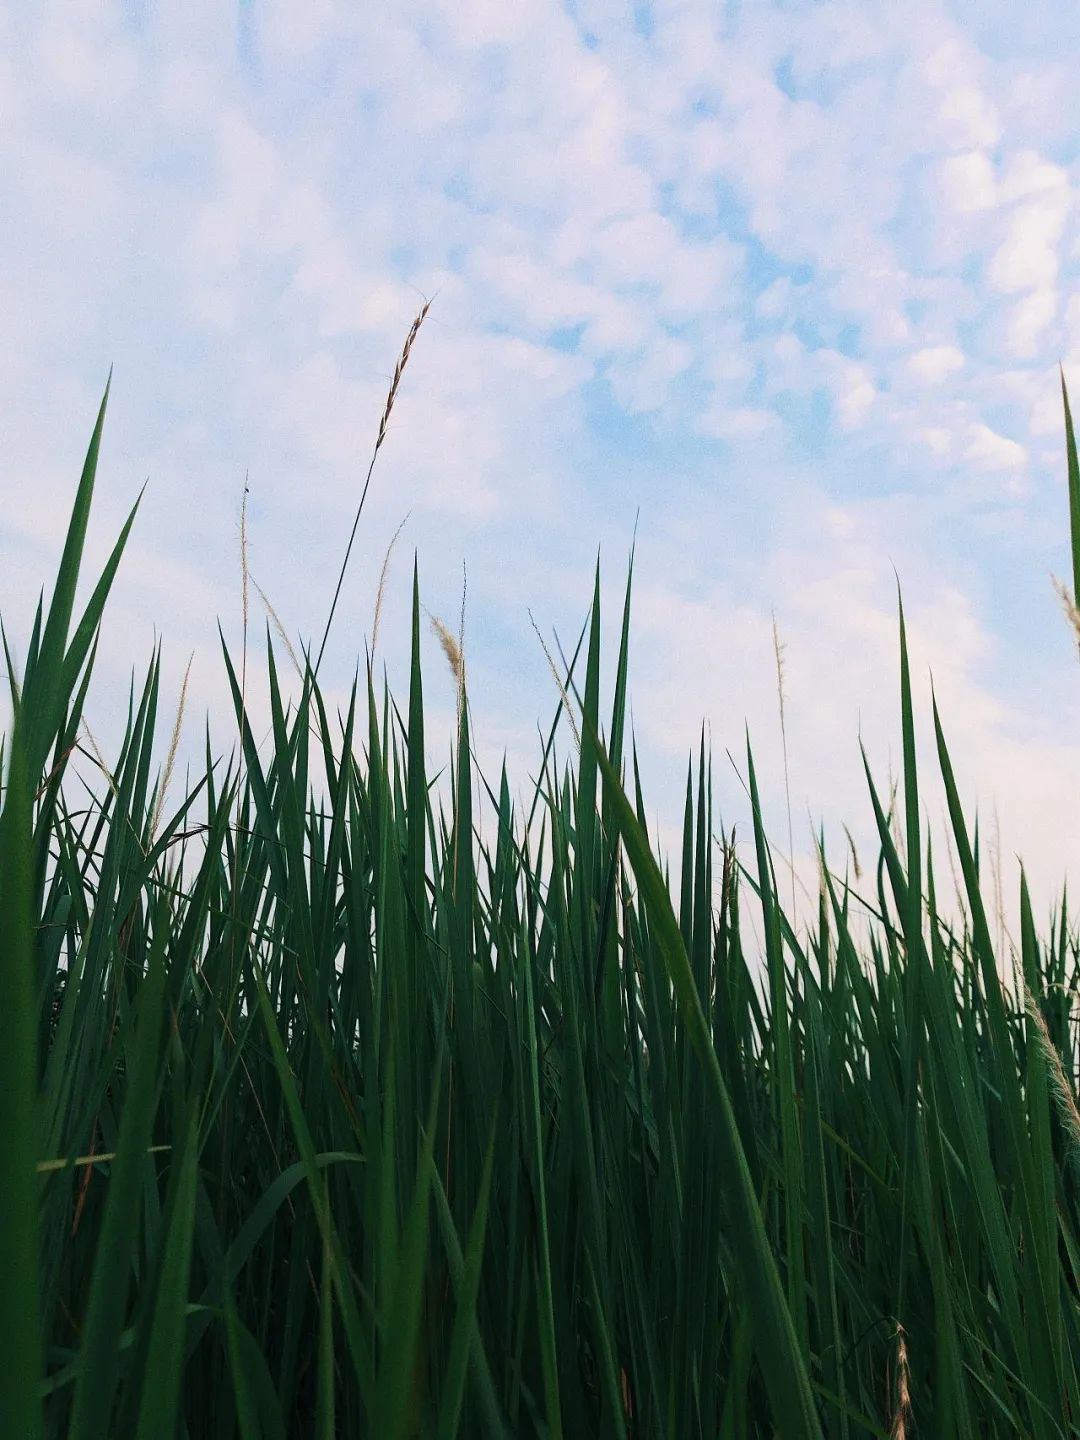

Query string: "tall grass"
[5, 372, 1080, 1437]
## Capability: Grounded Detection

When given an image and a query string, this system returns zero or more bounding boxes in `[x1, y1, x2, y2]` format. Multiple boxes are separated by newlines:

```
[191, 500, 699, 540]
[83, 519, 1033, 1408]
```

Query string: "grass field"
[4, 370, 1080, 1438]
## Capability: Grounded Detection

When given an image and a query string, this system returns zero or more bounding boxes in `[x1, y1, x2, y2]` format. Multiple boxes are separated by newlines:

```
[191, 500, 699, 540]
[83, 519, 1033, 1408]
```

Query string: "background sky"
[3, 0, 1080, 941]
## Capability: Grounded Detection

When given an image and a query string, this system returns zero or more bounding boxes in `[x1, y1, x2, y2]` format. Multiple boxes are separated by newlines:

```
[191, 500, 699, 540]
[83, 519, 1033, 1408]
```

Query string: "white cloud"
[935, 82, 1001, 151]
[698, 405, 779, 442]
[1, 0, 1080, 935]
[836, 375, 877, 429]
[919, 33, 1001, 148]
[917, 426, 953, 456]
[1003, 289, 1058, 358]
[608, 334, 694, 413]
[937, 150, 997, 212]
[756, 277, 799, 321]
[628, 492, 1080, 933]
[987, 154, 1071, 296]
[908, 345, 965, 382]
[34, 15, 138, 112]
[965, 423, 1028, 471]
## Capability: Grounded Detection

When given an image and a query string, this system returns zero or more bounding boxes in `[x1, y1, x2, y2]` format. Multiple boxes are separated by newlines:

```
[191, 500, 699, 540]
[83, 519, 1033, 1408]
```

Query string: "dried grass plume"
[529, 609, 581, 753]
[370, 511, 411, 660]
[1052, 572, 1080, 650]
[428, 612, 464, 688]
[772, 610, 797, 916]
[315, 298, 433, 675]
[150, 653, 193, 842]
[842, 823, 863, 882]
[890, 1324, 911, 1440]
[252, 575, 303, 680]
[1023, 978, 1080, 1168]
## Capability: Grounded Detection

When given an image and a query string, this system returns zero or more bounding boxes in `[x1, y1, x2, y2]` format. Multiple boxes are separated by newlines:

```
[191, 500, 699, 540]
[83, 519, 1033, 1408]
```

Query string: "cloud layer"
[3, 0, 1080, 934]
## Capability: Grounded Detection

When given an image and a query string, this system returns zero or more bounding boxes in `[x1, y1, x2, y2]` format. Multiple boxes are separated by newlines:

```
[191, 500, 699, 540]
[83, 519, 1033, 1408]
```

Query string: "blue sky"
[3, 0, 1080, 933]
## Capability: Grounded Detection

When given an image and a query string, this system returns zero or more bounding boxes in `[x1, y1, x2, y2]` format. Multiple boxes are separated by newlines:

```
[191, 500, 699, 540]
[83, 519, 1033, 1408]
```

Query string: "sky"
[3, 0, 1080, 940]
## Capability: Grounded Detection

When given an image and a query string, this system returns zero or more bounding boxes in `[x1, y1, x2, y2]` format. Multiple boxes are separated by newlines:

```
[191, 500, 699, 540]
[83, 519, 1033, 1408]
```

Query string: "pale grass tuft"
[771, 610, 797, 917]
[1052, 572, 1080, 650]
[370, 511, 411, 660]
[82, 720, 146, 857]
[720, 827, 738, 910]
[815, 836, 828, 904]
[842, 824, 863, 881]
[1023, 979, 1080, 1167]
[890, 1324, 911, 1440]
[431, 564, 469, 907]
[458, 561, 466, 691]
[315, 298, 433, 675]
[150, 653, 193, 842]
[425, 567, 470, 734]
[454, 563, 468, 734]
[884, 771, 906, 866]
[429, 613, 463, 680]
[80, 720, 120, 803]
[529, 608, 581, 753]
[239, 478, 250, 640]
[231, 478, 252, 985]
[376, 300, 432, 456]
[252, 575, 303, 680]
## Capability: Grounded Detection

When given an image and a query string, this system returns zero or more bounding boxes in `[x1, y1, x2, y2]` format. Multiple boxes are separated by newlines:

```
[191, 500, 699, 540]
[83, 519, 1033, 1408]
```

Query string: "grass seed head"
[890, 1324, 911, 1440]
[149, 652, 193, 842]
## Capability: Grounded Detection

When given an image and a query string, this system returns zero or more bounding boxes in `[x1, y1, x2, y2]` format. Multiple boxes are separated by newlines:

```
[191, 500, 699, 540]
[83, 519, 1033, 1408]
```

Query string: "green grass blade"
[592, 729, 823, 1440]
[69, 922, 168, 1440]
[0, 739, 43, 1440]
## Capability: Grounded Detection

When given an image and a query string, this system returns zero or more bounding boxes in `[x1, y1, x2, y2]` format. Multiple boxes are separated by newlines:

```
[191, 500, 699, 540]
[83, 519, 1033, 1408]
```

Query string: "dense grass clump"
[6, 378, 1080, 1439]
